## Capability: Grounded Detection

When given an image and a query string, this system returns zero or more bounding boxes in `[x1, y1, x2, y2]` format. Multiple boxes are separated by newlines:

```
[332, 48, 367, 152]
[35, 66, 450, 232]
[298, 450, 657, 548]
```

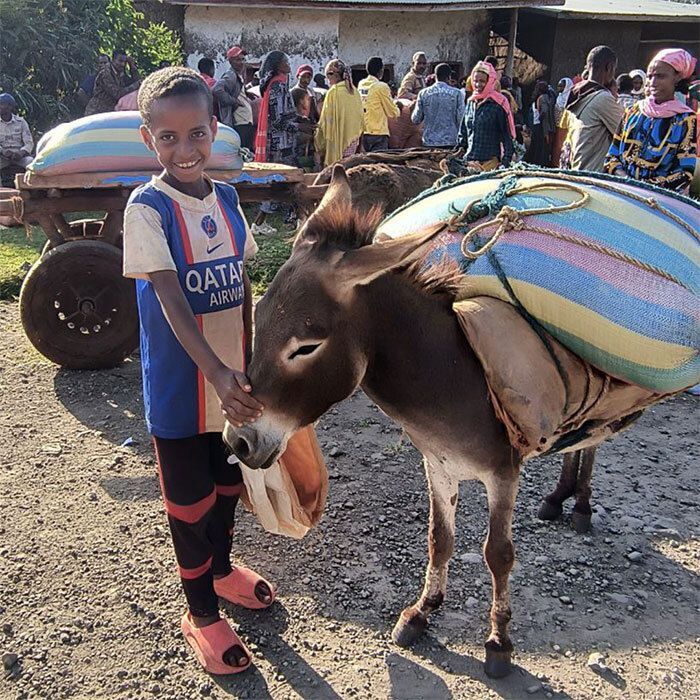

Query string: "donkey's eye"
[288, 343, 322, 361]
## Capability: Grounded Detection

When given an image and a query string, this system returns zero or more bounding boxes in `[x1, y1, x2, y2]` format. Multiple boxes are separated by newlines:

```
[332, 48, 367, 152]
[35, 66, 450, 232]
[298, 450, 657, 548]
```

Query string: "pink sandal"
[180, 613, 252, 675]
[214, 566, 276, 609]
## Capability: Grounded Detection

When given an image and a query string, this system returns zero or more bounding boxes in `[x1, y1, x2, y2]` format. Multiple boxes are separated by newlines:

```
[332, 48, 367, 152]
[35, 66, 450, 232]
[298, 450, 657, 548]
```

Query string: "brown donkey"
[223, 168, 649, 678]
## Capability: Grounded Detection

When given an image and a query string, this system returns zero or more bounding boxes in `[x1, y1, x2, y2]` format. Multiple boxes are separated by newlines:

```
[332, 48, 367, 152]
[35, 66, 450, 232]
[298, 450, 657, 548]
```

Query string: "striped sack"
[377, 171, 700, 394]
[29, 111, 242, 175]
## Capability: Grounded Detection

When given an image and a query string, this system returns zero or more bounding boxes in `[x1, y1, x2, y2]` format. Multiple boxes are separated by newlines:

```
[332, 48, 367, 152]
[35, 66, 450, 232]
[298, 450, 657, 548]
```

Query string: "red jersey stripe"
[172, 200, 194, 265]
[218, 201, 239, 256]
[195, 315, 207, 434]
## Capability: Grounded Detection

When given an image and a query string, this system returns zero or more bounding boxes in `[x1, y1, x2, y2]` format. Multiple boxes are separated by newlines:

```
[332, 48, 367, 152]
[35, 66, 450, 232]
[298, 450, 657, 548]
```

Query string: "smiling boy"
[122, 67, 274, 675]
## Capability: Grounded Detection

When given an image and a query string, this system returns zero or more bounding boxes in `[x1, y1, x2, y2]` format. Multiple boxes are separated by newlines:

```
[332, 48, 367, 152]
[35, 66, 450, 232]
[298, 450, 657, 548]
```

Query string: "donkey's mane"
[301, 200, 461, 299]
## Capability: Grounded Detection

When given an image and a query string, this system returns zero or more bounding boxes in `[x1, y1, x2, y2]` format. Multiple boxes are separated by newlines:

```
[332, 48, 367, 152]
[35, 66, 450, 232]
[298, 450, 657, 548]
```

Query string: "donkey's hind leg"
[483, 466, 519, 678]
[572, 447, 596, 533]
[392, 459, 458, 648]
[537, 451, 579, 521]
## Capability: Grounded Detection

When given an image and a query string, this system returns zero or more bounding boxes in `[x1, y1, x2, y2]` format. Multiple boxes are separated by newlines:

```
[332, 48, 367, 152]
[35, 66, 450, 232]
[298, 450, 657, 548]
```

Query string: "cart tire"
[41, 219, 106, 257]
[20, 240, 138, 369]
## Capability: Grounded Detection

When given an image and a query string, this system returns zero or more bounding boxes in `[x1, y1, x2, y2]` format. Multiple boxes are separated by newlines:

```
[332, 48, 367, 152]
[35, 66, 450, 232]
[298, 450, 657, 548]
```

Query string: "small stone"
[2, 652, 18, 670]
[465, 596, 478, 607]
[535, 556, 550, 565]
[526, 682, 543, 694]
[626, 551, 644, 563]
[607, 593, 634, 606]
[559, 596, 572, 605]
[2, 623, 12, 635]
[42, 444, 62, 455]
[329, 447, 345, 457]
[460, 552, 482, 565]
[344, 501, 355, 509]
[587, 652, 607, 672]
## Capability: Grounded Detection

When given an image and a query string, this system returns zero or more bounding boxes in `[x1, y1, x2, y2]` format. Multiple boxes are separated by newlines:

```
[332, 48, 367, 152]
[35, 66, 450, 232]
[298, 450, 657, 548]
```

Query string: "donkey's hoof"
[537, 499, 563, 521]
[392, 609, 428, 647]
[484, 648, 513, 678]
[572, 510, 592, 534]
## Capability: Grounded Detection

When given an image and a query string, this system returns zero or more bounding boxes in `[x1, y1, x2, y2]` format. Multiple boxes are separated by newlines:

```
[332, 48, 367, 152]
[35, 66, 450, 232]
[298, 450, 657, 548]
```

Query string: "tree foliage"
[0, 0, 182, 131]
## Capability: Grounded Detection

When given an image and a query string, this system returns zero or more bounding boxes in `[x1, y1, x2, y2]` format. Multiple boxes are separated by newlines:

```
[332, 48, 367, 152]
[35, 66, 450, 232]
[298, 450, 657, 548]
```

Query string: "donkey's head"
[224, 166, 444, 468]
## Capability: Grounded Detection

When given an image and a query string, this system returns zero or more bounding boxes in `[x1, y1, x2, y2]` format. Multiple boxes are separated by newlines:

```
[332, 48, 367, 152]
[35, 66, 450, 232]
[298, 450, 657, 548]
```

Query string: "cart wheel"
[41, 219, 105, 257]
[20, 240, 138, 369]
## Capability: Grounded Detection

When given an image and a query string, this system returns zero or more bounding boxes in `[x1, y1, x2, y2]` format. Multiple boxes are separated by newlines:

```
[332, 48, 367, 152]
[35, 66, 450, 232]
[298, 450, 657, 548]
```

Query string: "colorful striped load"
[29, 111, 243, 176]
[377, 170, 700, 394]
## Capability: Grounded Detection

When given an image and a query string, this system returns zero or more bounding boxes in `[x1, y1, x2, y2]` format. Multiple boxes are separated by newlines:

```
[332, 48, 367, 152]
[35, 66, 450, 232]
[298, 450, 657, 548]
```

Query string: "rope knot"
[496, 206, 524, 231]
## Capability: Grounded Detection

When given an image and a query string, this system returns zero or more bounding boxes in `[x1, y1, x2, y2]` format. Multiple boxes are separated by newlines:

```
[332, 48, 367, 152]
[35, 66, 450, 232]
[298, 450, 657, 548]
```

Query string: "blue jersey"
[123, 176, 257, 438]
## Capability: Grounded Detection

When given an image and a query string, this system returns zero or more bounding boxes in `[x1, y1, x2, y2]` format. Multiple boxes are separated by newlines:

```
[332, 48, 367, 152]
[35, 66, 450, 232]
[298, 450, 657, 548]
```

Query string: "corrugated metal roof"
[165, 0, 563, 9]
[534, 0, 700, 20]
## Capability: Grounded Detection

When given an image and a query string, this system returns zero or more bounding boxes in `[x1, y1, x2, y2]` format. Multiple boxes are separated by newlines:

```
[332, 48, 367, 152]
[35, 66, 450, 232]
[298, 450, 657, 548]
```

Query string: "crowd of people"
[1, 43, 698, 205]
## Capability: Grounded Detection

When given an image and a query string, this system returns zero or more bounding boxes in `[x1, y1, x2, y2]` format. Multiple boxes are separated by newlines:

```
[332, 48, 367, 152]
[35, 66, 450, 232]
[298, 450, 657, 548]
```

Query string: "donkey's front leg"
[483, 468, 519, 678]
[392, 459, 458, 647]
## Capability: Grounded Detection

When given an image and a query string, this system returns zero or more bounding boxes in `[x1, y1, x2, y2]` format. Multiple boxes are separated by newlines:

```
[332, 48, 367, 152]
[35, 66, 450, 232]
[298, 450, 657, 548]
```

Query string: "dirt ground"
[1, 298, 699, 700]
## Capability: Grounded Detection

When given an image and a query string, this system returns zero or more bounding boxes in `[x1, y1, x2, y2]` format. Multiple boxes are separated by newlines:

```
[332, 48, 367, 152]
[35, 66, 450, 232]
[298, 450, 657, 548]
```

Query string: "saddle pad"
[29, 111, 243, 175]
[378, 171, 700, 393]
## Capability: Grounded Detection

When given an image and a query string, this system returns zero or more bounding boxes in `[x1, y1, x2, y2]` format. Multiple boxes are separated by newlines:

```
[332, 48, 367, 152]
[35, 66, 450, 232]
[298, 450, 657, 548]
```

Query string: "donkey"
[314, 161, 602, 532]
[224, 167, 647, 677]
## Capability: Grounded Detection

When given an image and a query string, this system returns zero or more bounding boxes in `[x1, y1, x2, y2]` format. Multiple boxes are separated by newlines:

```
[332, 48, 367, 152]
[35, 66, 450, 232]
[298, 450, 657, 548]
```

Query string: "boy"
[358, 57, 399, 152]
[123, 67, 274, 675]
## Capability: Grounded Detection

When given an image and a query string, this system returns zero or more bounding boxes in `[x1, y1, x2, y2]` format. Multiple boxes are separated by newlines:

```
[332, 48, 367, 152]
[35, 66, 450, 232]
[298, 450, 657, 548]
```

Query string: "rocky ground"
[1, 299, 699, 700]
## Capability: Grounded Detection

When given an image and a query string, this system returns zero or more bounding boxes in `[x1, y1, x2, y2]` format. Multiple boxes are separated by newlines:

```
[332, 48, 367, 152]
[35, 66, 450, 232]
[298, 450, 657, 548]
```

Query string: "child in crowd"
[122, 66, 274, 675]
[291, 86, 315, 168]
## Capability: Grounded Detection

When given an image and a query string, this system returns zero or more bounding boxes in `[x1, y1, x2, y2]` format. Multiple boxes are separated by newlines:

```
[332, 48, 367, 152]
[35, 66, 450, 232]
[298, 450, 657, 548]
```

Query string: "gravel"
[1, 300, 699, 699]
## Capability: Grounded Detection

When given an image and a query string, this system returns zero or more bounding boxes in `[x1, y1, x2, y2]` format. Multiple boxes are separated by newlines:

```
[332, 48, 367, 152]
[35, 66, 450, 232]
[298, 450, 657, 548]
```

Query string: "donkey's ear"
[296, 165, 352, 246]
[336, 223, 445, 288]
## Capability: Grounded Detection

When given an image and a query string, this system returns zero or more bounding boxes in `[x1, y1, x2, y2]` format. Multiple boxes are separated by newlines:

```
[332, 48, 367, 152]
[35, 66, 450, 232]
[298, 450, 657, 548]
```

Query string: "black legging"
[153, 432, 242, 617]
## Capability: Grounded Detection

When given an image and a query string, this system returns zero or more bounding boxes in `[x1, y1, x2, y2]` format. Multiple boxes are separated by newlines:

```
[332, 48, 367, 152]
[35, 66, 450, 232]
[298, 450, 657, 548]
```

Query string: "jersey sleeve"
[122, 202, 176, 279]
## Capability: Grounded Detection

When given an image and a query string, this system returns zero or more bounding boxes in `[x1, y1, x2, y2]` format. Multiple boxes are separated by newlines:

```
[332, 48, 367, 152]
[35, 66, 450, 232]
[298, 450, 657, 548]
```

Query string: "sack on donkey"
[378, 171, 700, 394]
[29, 111, 242, 176]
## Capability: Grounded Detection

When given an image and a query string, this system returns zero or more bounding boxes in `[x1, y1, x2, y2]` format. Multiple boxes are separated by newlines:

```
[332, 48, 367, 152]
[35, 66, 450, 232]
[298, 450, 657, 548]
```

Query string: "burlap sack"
[453, 297, 666, 460]
[238, 425, 328, 539]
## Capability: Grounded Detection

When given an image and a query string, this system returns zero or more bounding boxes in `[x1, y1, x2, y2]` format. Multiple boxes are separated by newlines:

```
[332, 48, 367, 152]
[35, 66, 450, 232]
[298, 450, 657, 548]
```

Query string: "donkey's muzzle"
[223, 420, 284, 470]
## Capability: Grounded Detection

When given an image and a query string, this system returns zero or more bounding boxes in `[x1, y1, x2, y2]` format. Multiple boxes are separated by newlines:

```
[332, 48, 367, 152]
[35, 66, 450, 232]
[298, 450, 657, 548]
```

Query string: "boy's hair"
[366, 56, 383, 77]
[198, 57, 215, 76]
[587, 45, 617, 72]
[112, 49, 127, 60]
[138, 66, 214, 127]
[290, 86, 309, 109]
[435, 63, 451, 81]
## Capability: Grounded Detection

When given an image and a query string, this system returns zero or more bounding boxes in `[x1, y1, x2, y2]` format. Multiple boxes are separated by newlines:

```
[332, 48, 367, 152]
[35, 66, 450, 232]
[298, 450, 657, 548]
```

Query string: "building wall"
[183, 5, 339, 78]
[550, 19, 642, 80]
[182, 5, 489, 80]
[337, 10, 490, 79]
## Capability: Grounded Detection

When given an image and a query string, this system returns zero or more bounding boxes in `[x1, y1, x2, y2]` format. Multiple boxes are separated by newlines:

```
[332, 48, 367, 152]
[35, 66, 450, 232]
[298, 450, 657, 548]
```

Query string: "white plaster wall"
[184, 5, 339, 79]
[338, 10, 490, 79]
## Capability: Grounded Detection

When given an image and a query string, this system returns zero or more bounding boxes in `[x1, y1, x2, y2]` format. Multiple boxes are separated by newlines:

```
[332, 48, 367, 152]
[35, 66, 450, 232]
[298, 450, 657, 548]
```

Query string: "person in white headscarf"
[554, 77, 573, 124]
[629, 69, 646, 100]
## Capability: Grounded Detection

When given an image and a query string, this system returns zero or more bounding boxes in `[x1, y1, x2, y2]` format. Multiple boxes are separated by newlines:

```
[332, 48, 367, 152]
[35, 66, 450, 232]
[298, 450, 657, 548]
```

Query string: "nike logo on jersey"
[206, 242, 224, 255]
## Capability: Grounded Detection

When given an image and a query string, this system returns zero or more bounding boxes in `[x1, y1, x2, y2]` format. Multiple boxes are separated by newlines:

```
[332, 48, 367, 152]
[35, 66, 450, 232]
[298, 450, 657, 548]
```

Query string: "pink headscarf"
[296, 64, 314, 79]
[640, 48, 697, 119]
[469, 61, 516, 139]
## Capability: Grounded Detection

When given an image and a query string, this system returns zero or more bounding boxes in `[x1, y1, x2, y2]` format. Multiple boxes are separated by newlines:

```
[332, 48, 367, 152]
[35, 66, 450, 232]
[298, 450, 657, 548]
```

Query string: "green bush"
[0, 0, 182, 132]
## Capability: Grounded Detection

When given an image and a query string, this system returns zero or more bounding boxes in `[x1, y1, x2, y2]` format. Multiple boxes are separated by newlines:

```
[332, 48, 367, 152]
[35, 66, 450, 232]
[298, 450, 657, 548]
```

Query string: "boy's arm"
[148, 269, 262, 426]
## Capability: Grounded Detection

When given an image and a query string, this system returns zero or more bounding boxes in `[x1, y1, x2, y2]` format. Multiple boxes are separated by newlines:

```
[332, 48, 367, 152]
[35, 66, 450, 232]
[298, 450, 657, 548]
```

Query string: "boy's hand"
[211, 365, 263, 426]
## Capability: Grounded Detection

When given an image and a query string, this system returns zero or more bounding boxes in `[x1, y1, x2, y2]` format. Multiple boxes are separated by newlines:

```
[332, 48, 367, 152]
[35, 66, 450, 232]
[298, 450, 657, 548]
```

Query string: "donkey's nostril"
[234, 437, 251, 461]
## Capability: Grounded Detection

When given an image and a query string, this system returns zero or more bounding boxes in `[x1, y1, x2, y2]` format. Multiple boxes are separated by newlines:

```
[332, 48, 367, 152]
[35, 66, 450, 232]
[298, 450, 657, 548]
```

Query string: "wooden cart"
[0, 164, 320, 369]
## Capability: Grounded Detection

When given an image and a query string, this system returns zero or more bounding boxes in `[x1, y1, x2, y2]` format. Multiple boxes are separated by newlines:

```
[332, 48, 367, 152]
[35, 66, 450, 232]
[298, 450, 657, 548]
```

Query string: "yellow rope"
[506, 170, 699, 243]
[457, 177, 691, 289]
[458, 181, 589, 260]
